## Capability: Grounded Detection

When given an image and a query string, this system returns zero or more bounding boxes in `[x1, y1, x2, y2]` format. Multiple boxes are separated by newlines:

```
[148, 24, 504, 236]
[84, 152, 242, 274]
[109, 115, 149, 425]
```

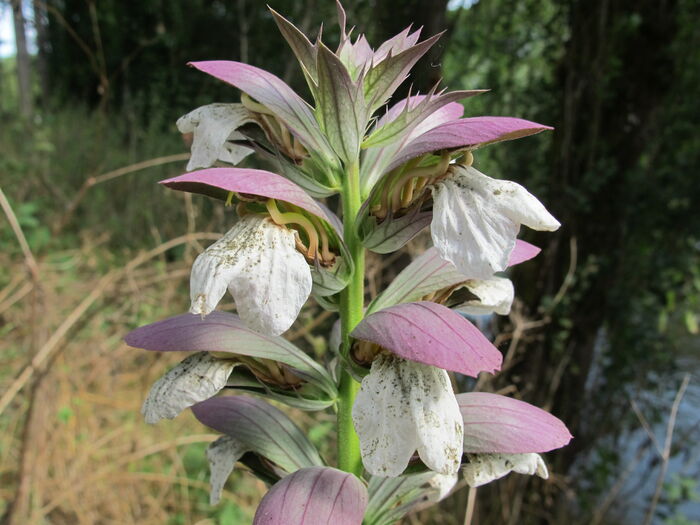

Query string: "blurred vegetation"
[1, 0, 699, 523]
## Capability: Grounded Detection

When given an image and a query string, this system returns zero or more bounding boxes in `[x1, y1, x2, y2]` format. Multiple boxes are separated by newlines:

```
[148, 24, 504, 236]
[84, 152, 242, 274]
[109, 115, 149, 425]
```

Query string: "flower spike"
[127, 4, 573, 518]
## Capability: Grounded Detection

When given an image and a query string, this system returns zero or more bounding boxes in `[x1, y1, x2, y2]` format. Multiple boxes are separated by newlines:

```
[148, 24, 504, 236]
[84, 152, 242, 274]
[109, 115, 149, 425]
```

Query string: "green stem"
[337, 160, 365, 477]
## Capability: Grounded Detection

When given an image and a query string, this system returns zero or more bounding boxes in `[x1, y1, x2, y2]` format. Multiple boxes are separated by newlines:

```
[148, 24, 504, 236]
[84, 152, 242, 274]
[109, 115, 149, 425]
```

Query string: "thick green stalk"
[337, 160, 365, 476]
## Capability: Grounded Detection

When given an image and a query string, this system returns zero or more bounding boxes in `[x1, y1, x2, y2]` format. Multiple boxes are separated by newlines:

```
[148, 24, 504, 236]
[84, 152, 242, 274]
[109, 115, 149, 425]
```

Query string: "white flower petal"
[141, 352, 235, 424]
[454, 276, 514, 316]
[462, 452, 549, 488]
[353, 354, 463, 477]
[207, 435, 248, 505]
[431, 166, 560, 279]
[189, 215, 312, 335]
[425, 472, 459, 502]
[177, 103, 255, 171]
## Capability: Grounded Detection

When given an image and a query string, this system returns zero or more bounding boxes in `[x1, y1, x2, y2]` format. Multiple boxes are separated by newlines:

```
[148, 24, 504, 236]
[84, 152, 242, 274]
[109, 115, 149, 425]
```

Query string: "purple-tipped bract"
[253, 467, 368, 525]
[351, 301, 502, 376]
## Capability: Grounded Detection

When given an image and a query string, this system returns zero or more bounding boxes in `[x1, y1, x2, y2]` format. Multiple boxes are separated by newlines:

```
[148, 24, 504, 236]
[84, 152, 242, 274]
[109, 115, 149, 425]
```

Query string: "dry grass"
[0, 227, 274, 524]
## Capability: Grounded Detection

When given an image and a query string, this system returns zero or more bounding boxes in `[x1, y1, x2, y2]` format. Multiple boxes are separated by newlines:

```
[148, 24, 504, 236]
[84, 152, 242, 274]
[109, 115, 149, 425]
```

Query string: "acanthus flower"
[357, 109, 560, 279]
[349, 301, 502, 477]
[430, 164, 560, 279]
[189, 214, 312, 335]
[161, 167, 352, 335]
[353, 354, 463, 477]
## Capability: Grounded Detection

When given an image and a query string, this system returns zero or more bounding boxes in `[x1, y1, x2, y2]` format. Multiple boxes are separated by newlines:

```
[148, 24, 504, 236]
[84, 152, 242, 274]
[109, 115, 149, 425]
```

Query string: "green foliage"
[0, 105, 201, 251]
[43, 0, 341, 118]
[662, 475, 700, 524]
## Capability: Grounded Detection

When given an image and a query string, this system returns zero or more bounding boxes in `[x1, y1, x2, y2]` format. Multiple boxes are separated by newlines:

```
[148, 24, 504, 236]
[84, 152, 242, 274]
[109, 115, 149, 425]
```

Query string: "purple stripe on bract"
[351, 301, 502, 377]
[160, 167, 330, 222]
[253, 467, 368, 525]
[457, 392, 573, 454]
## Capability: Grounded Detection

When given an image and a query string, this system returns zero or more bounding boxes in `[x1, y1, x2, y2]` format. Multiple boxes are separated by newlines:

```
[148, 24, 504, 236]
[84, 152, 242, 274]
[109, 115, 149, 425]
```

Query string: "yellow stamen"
[389, 152, 451, 212]
[292, 135, 307, 159]
[279, 125, 295, 156]
[265, 199, 320, 259]
[261, 114, 285, 146]
[225, 191, 235, 207]
[241, 93, 275, 116]
[399, 177, 417, 209]
[464, 150, 474, 167]
[303, 210, 335, 263]
[377, 156, 424, 218]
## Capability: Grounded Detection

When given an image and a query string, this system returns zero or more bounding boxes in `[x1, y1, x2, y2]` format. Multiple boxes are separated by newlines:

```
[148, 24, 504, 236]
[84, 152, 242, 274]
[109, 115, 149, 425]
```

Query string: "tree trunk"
[11, 0, 33, 118]
[32, 0, 50, 105]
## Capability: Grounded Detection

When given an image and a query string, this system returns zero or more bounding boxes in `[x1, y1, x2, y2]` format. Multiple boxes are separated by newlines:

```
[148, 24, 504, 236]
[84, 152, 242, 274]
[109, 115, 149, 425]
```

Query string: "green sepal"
[363, 33, 442, 113]
[315, 42, 370, 163]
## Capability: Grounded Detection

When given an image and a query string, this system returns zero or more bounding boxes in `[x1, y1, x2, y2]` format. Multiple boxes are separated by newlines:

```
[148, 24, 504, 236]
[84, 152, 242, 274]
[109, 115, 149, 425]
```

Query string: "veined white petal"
[353, 354, 463, 477]
[462, 452, 549, 488]
[431, 166, 559, 279]
[177, 103, 255, 171]
[207, 435, 248, 505]
[141, 352, 235, 424]
[189, 215, 312, 335]
[453, 276, 514, 316]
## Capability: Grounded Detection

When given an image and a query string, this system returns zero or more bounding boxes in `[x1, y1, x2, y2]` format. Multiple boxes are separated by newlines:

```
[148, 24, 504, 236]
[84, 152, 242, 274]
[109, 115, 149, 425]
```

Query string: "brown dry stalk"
[0, 187, 40, 281]
[464, 486, 478, 525]
[643, 373, 691, 525]
[54, 152, 190, 232]
[0, 232, 219, 418]
[39, 434, 218, 516]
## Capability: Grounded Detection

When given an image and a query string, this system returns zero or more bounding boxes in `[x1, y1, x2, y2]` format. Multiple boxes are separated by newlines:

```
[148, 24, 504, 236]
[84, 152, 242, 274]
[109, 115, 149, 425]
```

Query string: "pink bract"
[160, 167, 329, 222]
[350, 301, 502, 377]
[387, 116, 553, 172]
[189, 60, 335, 159]
[457, 392, 573, 454]
[253, 467, 368, 525]
[508, 240, 541, 266]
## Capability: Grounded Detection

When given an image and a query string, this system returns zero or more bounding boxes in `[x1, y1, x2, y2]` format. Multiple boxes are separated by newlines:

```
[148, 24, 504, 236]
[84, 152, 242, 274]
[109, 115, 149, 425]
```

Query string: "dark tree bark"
[11, 0, 33, 118]
[32, 0, 50, 105]
[541, 0, 676, 462]
[496, 0, 679, 521]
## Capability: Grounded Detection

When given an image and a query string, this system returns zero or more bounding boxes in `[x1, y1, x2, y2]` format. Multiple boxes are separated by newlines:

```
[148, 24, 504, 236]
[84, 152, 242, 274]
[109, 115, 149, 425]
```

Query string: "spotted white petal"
[207, 435, 248, 505]
[177, 103, 255, 171]
[189, 214, 313, 335]
[431, 165, 560, 279]
[426, 472, 459, 502]
[453, 276, 514, 316]
[462, 453, 549, 488]
[352, 354, 463, 477]
[141, 352, 235, 424]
